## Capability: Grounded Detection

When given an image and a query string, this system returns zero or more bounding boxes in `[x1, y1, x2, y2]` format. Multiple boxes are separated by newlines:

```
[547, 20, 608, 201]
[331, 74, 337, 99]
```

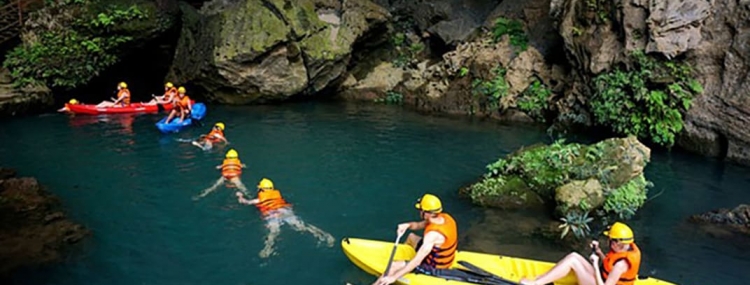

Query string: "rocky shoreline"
[0, 167, 89, 279]
[0, 0, 749, 166]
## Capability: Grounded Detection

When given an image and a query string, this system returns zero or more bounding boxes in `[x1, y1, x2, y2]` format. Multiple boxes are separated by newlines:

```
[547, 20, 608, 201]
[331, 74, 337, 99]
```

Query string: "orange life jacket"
[177, 95, 191, 109]
[255, 189, 290, 215]
[221, 158, 242, 179]
[163, 87, 177, 102]
[117, 88, 131, 105]
[602, 243, 641, 285]
[423, 212, 458, 269]
[206, 129, 224, 143]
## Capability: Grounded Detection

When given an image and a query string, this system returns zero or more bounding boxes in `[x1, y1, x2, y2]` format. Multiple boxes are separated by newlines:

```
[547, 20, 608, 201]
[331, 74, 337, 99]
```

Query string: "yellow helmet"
[119, 82, 127, 88]
[215, 122, 225, 130]
[68, 99, 78, 104]
[415, 194, 442, 213]
[226, 149, 238, 158]
[603, 222, 634, 244]
[165, 82, 174, 88]
[258, 178, 274, 189]
[178, 86, 186, 94]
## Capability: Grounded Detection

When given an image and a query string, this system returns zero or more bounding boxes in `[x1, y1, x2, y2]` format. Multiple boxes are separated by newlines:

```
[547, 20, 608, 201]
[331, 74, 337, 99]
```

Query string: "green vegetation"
[591, 50, 703, 147]
[559, 211, 594, 239]
[3, 0, 151, 89]
[466, 137, 652, 240]
[471, 70, 551, 123]
[471, 67, 509, 111]
[518, 80, 551, 122]
[602, 174, 650, 220]
[491, 17, 527, 51]
[374, 91, 403, 104]
[388, 18, 425, 68]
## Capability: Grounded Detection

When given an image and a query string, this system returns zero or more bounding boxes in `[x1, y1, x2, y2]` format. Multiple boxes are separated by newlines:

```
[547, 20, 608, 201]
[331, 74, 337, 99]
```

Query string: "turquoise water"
[1, 102, 749, 285]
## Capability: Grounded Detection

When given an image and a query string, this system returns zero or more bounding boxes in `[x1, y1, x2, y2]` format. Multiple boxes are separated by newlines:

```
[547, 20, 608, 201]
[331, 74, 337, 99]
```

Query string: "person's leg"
[179, 109, 187, 122]
[165, 109, 177, 124]
[284, 210, 335, 247]
[406, 233, 422, 249]
[519, 252, 596, 285]
[96, 101, 114, 108]
[230, 177, 249, 195]
[259, 218, 282, 258]
[192, 177, 226, 200]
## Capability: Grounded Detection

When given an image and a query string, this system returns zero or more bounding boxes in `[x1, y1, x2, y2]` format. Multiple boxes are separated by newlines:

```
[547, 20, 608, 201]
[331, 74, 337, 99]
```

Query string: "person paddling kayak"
[164, 86, 192, 124]
[96, 82, 131, 108]
[192, 122, 228, 150]
[57, 99, 79, 112]
[519, 222, 642, 285]
[236, 178, 335, 258]
[194, 149, 248, 199]
[148, 82, 178, 105]
[374, 194, 458, 285]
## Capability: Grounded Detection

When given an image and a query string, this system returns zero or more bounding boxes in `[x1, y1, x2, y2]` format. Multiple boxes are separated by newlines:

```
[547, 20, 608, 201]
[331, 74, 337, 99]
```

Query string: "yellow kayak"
[341, 237, 678, 285]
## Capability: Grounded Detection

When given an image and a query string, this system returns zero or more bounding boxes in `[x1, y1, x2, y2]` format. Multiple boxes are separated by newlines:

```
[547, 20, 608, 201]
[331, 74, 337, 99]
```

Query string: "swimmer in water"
[236, 177, 335, 258]
[193, 148, 248, 200]
[191, 122, 228, 151]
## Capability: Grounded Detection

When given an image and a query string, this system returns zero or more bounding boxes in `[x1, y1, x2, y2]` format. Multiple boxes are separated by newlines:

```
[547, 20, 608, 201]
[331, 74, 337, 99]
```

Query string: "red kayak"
[61, 100, 194, 115]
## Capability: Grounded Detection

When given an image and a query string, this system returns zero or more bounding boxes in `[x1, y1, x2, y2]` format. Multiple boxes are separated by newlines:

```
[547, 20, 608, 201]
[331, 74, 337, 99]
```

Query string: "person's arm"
[590, 240, 605, 261]
[383, 231, 441, 282]
[236, 192, 259, 205]
[591, 254, 629, 285]
[399, 220, 427, 231]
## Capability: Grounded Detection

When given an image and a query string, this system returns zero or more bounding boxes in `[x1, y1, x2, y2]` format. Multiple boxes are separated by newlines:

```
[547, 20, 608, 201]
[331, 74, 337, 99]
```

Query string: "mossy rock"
[462, 176, 544, 210]
[465, 136, 652, 219]
[554, 178, 604, 216]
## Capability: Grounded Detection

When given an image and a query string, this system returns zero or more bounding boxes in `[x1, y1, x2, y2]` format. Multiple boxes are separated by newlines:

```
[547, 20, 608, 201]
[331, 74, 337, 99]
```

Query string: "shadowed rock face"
[0, 168, 89, 278]
[166, 0, 389, 104]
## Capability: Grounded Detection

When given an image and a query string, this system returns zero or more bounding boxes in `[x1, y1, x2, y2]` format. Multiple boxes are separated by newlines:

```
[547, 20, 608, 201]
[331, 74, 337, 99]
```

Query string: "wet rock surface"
[0, 167, 89, 278]
[690, 204, 750, 236]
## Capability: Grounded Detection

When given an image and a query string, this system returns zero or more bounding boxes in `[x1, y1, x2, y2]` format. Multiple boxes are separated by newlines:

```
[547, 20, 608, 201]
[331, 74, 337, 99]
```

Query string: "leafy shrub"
[518, 80, 552, 122]
[603, 174, 650, 220]
[3, 0, 148, 89]
[590, 50, 703, 147]
[491, 17, 528, 51]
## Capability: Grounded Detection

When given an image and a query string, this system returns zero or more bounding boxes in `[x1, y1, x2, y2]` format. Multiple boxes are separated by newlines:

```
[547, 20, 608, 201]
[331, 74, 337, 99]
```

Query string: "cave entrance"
[54, 24, 182, 106]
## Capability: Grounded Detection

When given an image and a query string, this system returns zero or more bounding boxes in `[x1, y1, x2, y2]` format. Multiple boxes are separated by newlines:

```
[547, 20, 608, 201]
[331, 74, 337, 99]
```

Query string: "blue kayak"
[155, 103, 207, 133]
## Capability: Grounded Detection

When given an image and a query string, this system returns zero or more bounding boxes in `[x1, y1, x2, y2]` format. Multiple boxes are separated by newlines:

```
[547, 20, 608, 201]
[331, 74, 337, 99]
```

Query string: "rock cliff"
[166, 0, 389, 104]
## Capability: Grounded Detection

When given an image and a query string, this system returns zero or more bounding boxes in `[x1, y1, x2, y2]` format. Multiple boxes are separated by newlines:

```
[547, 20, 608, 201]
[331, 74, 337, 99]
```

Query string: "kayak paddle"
[371, 231, 405, 285]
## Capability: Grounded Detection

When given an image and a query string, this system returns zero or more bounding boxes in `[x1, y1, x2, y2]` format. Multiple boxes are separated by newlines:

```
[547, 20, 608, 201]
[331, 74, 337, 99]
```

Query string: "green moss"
[298, 25, 350, 61]
[266, 0, 323, 37]
[216, 0, 290, 61]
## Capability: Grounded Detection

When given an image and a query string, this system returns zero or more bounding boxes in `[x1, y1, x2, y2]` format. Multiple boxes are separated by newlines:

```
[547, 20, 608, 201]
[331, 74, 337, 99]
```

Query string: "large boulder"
[461, 136, 652, 220]
[167, 0, 389, 104]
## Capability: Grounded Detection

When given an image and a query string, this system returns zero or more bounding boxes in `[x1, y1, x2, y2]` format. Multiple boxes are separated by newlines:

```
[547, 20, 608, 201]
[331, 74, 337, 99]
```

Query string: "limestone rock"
[555, 178, 604, 214]
[678, 0, 750, 165]
[645, 0, 711, 59]
[339, 62, 404, 100]
[167, 0, 389, 103]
